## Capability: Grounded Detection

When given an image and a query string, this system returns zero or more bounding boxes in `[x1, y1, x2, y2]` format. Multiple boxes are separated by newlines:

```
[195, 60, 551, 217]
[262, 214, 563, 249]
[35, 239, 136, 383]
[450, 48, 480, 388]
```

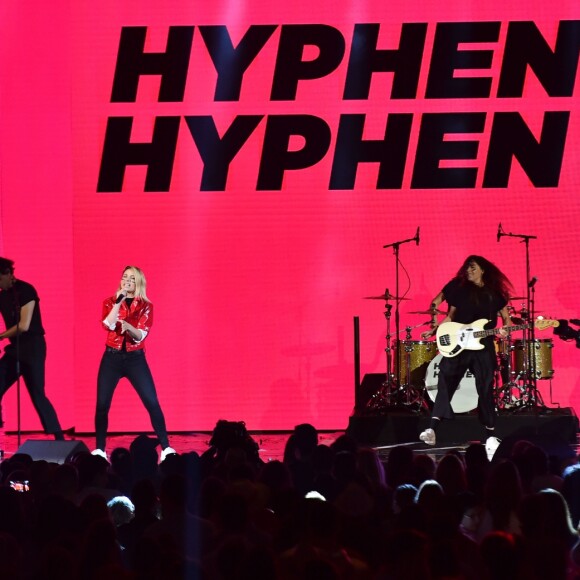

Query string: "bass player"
[420, 255, 513, 458]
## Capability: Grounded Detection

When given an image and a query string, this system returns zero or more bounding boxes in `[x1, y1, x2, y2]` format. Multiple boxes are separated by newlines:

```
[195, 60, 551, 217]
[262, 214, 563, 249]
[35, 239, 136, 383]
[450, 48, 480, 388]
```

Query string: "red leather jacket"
[102, 296, 153, 352]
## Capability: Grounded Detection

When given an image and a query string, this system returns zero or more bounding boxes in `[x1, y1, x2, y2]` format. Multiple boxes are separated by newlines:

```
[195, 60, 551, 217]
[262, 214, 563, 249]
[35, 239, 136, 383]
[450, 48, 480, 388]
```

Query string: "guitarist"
[419, 255, 514, 458]
[0, 257, 65, 439]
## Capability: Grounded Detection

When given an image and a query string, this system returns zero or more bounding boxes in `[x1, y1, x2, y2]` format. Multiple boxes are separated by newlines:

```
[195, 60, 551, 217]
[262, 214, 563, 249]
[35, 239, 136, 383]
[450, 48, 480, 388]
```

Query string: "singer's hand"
[120, 320, 132, 334]
[498, 326, 509, 337]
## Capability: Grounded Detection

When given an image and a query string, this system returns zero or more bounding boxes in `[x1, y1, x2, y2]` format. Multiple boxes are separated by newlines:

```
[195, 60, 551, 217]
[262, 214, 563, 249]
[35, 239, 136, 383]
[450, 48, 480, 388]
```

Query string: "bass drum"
[425, 354, 478, 413]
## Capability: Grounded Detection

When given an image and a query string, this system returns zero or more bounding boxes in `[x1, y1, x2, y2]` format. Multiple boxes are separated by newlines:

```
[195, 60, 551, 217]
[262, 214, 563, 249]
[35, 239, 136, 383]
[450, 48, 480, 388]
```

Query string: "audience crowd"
[0, 420, 580, 579]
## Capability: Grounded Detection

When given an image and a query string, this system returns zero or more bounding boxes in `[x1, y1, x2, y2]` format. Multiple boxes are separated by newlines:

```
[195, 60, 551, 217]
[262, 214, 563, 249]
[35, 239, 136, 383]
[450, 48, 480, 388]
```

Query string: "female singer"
[93, 266, 175, 461]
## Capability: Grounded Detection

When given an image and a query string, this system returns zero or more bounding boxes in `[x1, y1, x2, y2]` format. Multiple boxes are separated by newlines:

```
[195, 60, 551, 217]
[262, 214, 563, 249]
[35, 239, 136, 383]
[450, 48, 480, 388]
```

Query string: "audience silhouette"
[0, 420, 577, 579]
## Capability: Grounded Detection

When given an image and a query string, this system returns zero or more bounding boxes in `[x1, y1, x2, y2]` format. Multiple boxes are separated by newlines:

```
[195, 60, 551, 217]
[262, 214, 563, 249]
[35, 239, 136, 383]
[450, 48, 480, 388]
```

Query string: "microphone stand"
[13, 289, 22, 447]
[382, 228, 419, 408]
[498, 225, 541, 412]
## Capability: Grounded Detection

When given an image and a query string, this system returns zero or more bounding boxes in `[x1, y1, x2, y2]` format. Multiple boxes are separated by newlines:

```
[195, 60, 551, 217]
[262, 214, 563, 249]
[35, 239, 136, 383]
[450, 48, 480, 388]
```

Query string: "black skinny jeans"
[0, 339, 62, 434]
[95, 347, 169, 450]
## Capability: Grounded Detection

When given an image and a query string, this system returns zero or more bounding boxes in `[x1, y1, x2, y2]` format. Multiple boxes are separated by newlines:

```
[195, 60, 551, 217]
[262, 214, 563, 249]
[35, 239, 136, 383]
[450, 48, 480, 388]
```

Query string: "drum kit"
[364, 226, 552, 414]
[363, 295, 555, 415]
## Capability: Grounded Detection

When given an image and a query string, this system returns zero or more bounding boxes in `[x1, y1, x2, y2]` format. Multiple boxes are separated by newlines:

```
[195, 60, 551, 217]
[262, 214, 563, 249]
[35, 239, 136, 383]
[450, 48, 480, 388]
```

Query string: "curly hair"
[455, 255, 514, 299]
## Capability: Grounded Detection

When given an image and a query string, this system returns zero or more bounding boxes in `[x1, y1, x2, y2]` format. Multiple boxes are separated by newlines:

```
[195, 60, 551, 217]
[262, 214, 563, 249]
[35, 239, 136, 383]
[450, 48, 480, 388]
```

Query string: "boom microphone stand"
[382, 227, 420, 405]
[497, 223, 543, 410]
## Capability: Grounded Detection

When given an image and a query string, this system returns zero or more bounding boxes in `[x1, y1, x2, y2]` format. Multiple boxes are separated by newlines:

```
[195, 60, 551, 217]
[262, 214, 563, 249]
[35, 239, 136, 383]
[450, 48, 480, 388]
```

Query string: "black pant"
[95, 347, 169, 450]
[0, 339, 62, 434]
[432, 344, 497, 428]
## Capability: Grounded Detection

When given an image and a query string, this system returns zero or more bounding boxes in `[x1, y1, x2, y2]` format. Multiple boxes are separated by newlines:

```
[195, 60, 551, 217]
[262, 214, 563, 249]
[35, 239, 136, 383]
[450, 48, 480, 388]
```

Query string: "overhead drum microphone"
[416, 226, 420, 246]
[497, 223, 502, 242]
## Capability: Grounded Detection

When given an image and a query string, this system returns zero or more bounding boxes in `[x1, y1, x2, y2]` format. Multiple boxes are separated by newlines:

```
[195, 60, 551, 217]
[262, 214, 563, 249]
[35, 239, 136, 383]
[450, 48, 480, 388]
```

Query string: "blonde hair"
[118, 266, 150, 302]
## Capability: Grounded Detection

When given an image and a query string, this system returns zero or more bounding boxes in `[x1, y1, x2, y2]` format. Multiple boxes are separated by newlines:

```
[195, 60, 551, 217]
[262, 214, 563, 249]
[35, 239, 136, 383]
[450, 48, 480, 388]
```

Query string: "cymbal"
[408, 309, 445, 315]
[509, 296, 527, 301]
[364, 294, 410, 301]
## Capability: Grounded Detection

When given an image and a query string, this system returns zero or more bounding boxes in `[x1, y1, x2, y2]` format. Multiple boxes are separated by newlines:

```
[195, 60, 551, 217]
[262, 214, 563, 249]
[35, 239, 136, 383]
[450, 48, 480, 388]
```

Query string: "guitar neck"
[473, 323, 530, 339]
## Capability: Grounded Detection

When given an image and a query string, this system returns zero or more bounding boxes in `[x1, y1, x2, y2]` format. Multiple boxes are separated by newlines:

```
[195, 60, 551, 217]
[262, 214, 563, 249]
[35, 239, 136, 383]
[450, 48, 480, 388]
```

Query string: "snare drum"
[394, 340, 437, 386]
[424, 354, 478, 413]
[513, 339, 554, 379]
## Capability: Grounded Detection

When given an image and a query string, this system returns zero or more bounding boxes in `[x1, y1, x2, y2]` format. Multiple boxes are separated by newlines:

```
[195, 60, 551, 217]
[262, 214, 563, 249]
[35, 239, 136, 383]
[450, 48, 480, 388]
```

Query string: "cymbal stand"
[366, 296, 398, 411]
[382, 228, 419, 407]
[517, 281, 545, 408]
[498, 224, 542, 411]
[494, 332, 520, 409]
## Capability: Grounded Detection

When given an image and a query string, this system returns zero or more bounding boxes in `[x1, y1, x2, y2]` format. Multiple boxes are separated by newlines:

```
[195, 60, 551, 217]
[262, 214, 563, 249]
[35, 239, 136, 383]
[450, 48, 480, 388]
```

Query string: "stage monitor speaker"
[15, 440, 90, 464]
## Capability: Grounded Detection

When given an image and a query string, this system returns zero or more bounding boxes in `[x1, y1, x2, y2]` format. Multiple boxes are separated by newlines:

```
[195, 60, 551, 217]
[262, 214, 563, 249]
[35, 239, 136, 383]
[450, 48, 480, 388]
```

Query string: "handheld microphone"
[528, 276, 538, 288]
[115, 293, 126, 305]
[497, 223, 502, 243]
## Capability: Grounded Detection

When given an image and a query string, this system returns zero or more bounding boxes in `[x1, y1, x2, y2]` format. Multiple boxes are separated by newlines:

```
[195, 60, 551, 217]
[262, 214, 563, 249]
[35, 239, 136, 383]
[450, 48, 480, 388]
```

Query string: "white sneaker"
[485, 436, 501, 461]
[160, 447, 177, 462]
[419, 428, 436, 446]
[91, 448, 108, 461]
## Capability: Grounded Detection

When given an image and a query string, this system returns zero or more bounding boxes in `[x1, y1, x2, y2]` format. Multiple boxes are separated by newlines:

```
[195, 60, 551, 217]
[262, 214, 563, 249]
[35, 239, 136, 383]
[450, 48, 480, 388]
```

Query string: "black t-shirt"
[443, 278, 507, 330]
[0, 279, 45, 345]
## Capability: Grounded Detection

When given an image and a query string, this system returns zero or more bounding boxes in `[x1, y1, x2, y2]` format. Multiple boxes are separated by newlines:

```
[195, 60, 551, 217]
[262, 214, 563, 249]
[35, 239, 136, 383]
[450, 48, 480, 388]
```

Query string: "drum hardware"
[366, 320, 431, 413]
[513, 339, 554, 380]
[499, 223, 547, 412]
[366, 228, 423, 413]
[408, 309, 446, 315]
[493, 334, 527, 410]
[392, 336, 437, 410]
[364, 294, 410, 301]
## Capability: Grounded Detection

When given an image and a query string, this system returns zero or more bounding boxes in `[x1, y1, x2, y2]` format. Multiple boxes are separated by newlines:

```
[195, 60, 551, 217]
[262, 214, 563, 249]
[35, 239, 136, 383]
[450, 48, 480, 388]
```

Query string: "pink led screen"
[0, 1, 579, 432]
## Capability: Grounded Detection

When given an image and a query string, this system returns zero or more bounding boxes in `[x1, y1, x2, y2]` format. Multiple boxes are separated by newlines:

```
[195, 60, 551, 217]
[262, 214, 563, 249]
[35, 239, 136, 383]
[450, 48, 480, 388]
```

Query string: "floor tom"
[513, 339, 554, 380]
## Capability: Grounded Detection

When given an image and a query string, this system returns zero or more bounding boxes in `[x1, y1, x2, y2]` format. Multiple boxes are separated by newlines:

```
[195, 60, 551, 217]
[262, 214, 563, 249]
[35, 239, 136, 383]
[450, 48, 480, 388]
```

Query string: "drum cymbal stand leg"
[495, 336, 520, 410]
[366, 300, 400, 412]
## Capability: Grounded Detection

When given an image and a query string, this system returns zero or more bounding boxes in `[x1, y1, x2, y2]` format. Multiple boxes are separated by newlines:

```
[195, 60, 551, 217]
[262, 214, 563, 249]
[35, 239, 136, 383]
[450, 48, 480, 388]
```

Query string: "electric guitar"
[436, 318, 559, 358]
